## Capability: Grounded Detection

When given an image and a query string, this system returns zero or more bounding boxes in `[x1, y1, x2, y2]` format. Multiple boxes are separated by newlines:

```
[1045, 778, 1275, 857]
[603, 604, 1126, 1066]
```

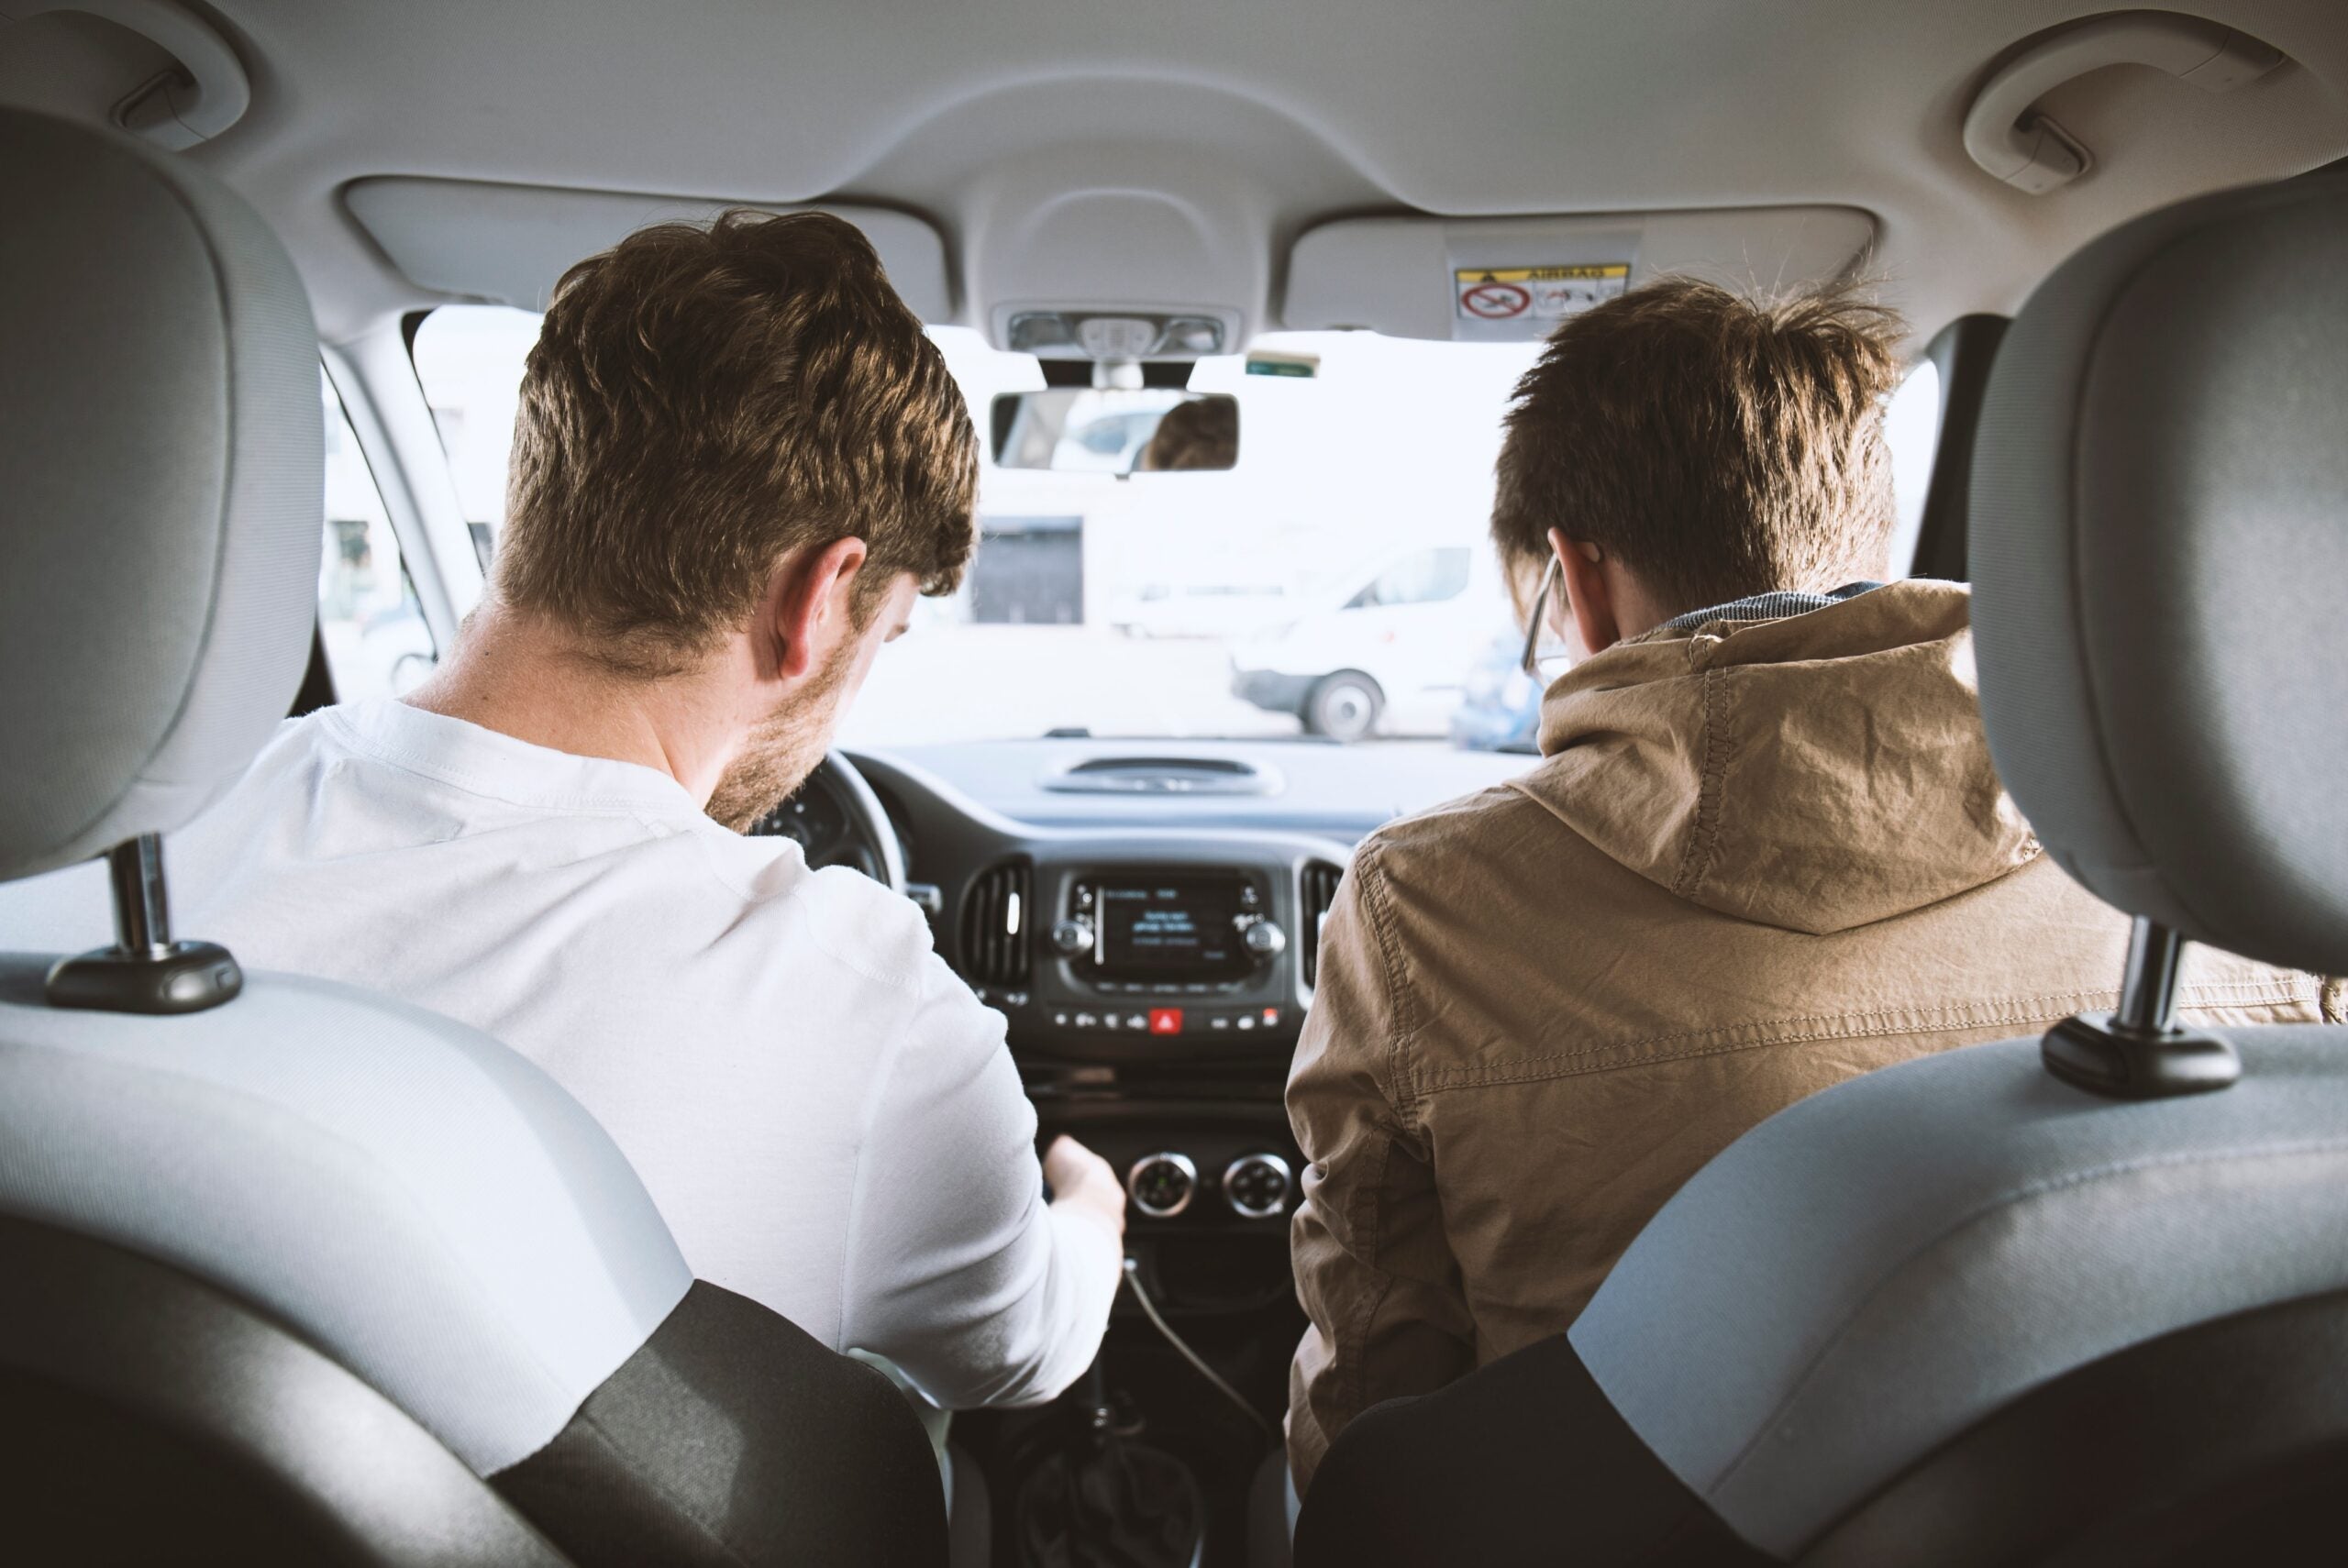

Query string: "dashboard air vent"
[1300, 861, 1344, 990]
[960, 860, 1033, 988]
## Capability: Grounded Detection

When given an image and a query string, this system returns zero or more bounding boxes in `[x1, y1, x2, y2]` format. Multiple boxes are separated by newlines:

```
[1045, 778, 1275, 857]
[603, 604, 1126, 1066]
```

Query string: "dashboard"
[853, 747, 1359, 1067]
[755, 738, 1526, 1248]
[869, 735, 1530, 840]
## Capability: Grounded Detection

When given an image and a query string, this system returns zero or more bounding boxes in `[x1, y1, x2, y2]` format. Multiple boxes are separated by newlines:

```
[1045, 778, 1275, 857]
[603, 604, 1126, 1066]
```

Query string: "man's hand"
[1043, 1133, 1127, 1243]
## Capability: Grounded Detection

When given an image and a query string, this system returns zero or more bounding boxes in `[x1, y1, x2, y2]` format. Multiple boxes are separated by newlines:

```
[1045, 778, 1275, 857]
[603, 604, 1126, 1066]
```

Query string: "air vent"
[1300, 861, 1344, 990]
[1043, 756, 1280, 796]
[959, 860, 1033, 988]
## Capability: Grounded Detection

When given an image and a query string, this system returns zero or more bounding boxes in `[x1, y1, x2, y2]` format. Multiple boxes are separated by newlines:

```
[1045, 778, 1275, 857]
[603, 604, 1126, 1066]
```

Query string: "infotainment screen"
[1094, 878, 1251, 980]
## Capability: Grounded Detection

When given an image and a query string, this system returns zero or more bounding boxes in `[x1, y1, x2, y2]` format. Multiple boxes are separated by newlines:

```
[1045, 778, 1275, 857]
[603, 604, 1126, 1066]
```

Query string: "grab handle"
[1963, 12, 2283, 193]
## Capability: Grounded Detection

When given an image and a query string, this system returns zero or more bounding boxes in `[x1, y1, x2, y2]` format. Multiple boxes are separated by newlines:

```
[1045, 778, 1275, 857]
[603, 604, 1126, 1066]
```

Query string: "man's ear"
[1550, 527, 1619, 657]
[765, 536, 870, 680]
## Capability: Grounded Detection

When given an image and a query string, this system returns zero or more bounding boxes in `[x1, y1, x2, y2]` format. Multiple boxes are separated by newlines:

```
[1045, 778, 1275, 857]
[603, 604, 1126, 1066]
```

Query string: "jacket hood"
[1515, 580, 2036, 934]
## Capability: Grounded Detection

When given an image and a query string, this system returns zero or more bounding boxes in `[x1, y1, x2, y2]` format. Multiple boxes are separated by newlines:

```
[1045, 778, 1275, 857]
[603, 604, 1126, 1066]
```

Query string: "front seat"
[1294, 165, 2348, 1565]
[0, 106, 944, 1566]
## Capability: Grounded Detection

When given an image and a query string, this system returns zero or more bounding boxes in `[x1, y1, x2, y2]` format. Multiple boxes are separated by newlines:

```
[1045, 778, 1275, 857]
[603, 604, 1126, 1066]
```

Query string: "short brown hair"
[496, 211, 977, 672]
[1138, 395, 1238, 471]
[1491, 277, 1903, 618]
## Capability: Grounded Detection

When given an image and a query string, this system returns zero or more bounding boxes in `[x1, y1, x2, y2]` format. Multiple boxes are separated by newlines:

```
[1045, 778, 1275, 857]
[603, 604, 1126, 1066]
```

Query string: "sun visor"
[1282, 206, 1876, 342]
[344, 176, 954, 320]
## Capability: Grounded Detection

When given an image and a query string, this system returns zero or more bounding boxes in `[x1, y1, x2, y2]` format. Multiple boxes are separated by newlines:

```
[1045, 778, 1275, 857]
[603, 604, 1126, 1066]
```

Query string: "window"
[407, 304, 1544, 747]
[1884, 358, 1942, 579]
[410, 305, 542, 570]
[318, 370, 434, 699]
[1349, 547, 1473, 609]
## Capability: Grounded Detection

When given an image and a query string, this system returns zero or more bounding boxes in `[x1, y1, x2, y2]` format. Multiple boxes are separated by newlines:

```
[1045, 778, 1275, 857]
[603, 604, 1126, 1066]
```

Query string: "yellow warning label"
[1454, 263, 1631, 323]
[1454, 265, 1632, 284]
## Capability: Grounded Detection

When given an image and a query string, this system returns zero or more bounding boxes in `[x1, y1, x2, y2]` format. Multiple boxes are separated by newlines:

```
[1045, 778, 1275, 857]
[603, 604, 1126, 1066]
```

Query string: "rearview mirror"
[990, 390, 1238, 473]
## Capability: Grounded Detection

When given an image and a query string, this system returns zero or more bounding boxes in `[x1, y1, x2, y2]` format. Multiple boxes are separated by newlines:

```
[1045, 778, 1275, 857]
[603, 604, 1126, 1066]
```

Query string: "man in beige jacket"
[1284, 278, 2335, 1494]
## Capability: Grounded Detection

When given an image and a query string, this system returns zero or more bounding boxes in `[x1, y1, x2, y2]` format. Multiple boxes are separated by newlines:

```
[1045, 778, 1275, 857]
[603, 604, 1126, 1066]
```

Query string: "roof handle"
[9, 0, 252, 148]
[1963, 11, 2284, 194]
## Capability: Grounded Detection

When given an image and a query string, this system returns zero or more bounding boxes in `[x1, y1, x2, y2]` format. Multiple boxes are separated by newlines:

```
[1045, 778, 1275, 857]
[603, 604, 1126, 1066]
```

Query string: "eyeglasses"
[1519, 554, 1567, 677]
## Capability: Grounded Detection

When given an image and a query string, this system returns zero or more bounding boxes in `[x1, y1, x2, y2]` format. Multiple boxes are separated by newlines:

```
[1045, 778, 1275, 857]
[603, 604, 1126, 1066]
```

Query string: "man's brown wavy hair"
[495, 210, 977, 675]
[1491, 277, 1904, 620]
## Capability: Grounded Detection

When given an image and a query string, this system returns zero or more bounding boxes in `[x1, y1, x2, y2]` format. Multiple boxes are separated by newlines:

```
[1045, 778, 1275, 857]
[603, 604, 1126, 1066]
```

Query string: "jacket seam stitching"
[1343, 1132, 1397, 1435]
[1403, 983, 2315, 1093]
[1357, 845, 1422, 1126]
[1670, 662, 1726, 899]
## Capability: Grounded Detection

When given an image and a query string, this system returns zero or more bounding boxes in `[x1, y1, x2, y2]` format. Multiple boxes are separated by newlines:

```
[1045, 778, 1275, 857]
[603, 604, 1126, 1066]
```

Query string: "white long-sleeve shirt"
[0, 699, 1117, 1408]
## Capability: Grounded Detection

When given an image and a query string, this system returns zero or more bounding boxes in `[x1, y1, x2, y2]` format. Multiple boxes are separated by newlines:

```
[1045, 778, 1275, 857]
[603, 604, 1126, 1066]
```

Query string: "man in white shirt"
[0, 209, 1125, 1410]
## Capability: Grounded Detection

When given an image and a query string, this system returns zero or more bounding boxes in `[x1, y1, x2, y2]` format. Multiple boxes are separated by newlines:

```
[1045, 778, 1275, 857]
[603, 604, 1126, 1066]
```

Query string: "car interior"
[2, 2, 2346, 1564]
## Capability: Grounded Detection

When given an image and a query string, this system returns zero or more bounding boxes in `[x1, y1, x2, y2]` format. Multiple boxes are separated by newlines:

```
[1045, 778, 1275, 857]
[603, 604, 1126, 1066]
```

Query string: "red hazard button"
[1147, 1008, 1184, 1035]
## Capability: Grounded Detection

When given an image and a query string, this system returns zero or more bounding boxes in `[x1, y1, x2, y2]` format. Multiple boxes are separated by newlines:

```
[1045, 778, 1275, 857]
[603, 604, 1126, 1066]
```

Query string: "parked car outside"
[1230, 544, 1508, 740]
[1107, 581, 1294, 639]
[1448, 628, 1547, 752]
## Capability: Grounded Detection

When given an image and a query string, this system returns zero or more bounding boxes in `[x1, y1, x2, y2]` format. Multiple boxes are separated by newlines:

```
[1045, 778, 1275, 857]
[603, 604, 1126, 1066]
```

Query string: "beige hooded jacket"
[1285, 580, 2334, 1492]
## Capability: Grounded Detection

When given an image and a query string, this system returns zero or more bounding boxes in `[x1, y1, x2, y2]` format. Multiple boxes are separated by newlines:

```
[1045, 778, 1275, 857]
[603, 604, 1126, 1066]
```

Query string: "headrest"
[1971, 167, 2348, 978]
[0, 108, 321, 883]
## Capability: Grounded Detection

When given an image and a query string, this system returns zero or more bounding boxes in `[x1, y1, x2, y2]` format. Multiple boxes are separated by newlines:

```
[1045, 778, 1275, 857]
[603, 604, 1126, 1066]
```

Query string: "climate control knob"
[1050, 918, 1095, 956]
[1127, 1152, 1198, 1218]
[1243, 920, 1288, 957]
[1221, 1152, 1293, 1220]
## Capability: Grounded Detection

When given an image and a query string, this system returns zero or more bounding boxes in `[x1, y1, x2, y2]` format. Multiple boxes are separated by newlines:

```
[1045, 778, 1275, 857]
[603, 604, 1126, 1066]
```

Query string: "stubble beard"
[705, 642, 854, 833]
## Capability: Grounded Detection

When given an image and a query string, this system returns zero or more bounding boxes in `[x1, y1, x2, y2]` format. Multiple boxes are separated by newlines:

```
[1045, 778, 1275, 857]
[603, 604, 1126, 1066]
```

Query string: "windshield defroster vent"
[1043, 756, 1280, 797]
[960, 860, 1033, 988]
[1300, 861, 1344, 990]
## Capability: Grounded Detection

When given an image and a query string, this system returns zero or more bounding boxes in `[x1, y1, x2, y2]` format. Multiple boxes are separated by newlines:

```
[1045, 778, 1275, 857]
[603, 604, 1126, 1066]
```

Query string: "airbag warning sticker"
[1454, 264, 1631, 323]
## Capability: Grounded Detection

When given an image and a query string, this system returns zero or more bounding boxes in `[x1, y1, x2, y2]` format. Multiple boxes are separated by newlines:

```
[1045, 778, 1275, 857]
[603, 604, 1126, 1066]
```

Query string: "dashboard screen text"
[1096, 879, 1249, 979]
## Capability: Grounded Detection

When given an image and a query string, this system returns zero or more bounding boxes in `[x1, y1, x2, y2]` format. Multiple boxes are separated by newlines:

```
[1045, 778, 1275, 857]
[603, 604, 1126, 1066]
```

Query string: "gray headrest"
[0, 108, 321, 883]
[1970, 167, 2348, 977]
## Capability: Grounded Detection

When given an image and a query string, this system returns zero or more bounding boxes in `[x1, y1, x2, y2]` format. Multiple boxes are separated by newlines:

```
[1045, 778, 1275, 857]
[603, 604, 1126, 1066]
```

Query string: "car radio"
[1016, 867, 1299, 1051]
[1051, 872, 1285, 984]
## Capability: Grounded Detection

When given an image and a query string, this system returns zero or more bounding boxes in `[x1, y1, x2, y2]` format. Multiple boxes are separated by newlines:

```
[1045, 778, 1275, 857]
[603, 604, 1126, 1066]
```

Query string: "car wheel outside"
[1306, 672, 1383, 742]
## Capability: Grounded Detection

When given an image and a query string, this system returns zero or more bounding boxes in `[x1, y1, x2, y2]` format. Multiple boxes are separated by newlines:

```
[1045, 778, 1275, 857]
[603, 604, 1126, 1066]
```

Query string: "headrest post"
[2113, 917, 2183, 1035]
[2041, 917, 2239, 1101]
[44, 835, 243, 1016]
[105, 834, 175, 961]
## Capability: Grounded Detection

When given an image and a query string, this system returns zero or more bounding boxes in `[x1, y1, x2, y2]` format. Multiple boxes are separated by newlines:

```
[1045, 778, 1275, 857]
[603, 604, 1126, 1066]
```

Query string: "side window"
[318, 370, 436, 699]
[1885, 358, 1942, 579]
[1352, 547, 1472, 609]
[408, 304, 544, 572]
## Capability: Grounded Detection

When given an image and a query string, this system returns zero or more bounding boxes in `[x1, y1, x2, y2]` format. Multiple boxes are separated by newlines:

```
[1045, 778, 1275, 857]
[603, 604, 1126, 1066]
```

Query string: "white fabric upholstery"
[1571, 168, 2348, 1561]
[0, 964, 692, 1474]
[0, 107, 693, 1483]
[1569, 1029, 2348, 1557]
[1969, 166, 2348, 977]
[0, 106, 321, 880]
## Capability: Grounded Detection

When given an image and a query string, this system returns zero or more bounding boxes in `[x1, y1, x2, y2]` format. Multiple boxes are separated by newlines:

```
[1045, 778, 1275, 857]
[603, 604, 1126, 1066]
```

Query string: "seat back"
[1300, 165, 2348, 1567]
[0, 105, 943, 1565]
[1588, 161, 2348, 1561]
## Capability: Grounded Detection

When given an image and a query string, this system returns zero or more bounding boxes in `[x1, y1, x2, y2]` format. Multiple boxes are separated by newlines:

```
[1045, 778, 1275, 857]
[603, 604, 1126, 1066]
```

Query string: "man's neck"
[402, 603, 740, 808]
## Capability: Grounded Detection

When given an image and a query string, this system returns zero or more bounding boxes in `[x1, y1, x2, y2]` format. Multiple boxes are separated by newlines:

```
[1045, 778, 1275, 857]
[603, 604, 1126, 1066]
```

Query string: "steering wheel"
[746, 751, 906, 893]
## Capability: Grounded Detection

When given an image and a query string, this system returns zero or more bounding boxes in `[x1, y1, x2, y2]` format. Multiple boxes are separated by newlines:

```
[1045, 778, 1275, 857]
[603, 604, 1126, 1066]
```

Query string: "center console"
[842, 754, 1350, 1567]
[969, 852, 1335, 1061]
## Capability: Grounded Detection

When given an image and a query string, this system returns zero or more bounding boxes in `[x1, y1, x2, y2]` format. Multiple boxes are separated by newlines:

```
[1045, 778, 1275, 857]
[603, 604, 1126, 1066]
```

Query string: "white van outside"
[1228, 544, 1509, 740]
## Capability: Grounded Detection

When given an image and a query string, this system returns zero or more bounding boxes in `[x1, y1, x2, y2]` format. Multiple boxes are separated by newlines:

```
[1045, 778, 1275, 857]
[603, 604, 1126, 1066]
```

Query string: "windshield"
[410, 308, 1936, 750]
